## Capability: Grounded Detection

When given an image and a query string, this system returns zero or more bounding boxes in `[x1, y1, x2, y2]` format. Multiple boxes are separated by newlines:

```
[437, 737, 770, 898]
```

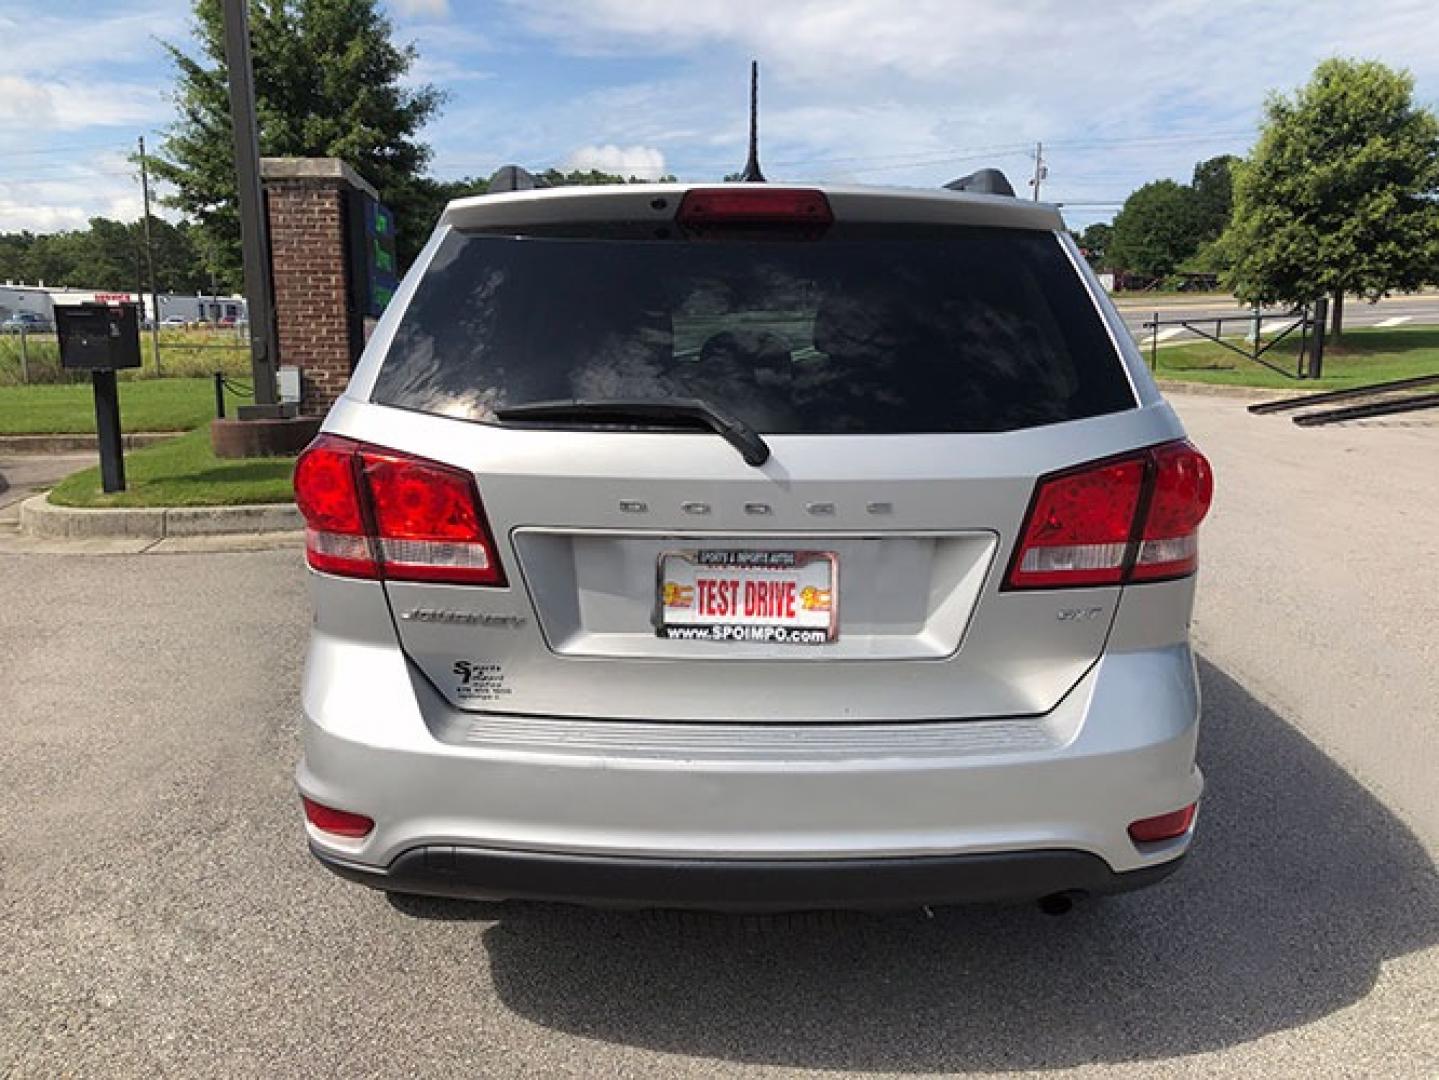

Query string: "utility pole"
[137, 136, 163, 376]
[220, 0, 284, 415]
[1029, 141, 1047, 202]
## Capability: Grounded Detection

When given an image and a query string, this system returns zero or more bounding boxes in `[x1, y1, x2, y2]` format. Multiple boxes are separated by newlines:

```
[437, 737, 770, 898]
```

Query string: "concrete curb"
[1155, 380, 1318, 402]
[20, 492, 301, 540]
[0, 432, 183, 454]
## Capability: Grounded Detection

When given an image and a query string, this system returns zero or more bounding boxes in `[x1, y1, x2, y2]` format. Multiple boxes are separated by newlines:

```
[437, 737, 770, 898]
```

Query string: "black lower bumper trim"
[311, 842, 1184, 911]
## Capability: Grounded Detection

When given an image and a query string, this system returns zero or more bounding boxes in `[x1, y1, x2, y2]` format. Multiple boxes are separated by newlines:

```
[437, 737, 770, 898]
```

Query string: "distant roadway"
[1112, 290, 1439, 345]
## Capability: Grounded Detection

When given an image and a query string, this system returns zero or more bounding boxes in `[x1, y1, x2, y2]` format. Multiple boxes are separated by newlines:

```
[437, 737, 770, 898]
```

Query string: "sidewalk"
[0, 452, 93, 531]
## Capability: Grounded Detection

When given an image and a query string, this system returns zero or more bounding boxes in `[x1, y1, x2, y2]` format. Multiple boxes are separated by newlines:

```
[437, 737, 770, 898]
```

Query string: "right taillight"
[1006, 440, 1212, 590]
[293, 434, 506, 586]
[1130, 440, 1214, 582]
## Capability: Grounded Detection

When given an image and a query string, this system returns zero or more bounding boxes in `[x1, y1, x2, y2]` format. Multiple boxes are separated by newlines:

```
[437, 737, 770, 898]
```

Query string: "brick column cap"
[259, 157, 378, 200]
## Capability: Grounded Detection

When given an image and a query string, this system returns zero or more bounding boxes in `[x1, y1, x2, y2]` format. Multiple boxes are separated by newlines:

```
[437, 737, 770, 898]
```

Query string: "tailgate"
[356, 411, 1168, 723]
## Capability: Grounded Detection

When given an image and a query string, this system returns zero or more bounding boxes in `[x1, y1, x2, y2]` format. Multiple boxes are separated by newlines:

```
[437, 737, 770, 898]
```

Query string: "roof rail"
[943, 169, 1015, 197]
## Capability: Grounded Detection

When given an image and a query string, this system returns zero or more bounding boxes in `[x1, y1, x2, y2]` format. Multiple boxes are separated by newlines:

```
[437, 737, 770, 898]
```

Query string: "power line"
[426, 126, 1256, 180]
[0, 168, 140, 188]
[0, 140, 135, 160]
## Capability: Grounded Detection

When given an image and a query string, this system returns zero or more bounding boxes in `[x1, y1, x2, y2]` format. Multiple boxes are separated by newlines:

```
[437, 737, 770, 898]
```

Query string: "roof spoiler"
[943, 169, 1015, 197]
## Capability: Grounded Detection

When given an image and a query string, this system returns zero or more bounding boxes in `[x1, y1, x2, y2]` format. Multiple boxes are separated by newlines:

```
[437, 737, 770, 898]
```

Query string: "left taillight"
[293, 434, 506, 586]
[293, 435, 376, 579]
[1006, 439, 1213, 590]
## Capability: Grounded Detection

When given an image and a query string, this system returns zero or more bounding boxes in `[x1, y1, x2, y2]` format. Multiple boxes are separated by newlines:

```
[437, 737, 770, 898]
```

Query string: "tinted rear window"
[371, 224, 1133, 433]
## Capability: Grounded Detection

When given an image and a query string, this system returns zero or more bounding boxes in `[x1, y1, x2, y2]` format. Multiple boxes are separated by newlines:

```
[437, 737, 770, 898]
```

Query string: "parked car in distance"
[1, 311, 52, 333]
[161, 315, 189, 327]
[294, 178, 1214, 913]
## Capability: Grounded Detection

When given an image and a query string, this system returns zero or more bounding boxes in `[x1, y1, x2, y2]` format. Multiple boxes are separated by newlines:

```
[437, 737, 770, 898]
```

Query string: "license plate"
[655, 549, 838, 645]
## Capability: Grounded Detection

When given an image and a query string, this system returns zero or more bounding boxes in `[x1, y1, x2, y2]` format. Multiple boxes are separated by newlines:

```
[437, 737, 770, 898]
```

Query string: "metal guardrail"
[1140, 300, 1326, 381]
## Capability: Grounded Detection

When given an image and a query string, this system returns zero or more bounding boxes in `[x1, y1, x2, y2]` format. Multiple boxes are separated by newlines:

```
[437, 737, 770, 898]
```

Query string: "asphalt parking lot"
[2, 392, 1436, 1078]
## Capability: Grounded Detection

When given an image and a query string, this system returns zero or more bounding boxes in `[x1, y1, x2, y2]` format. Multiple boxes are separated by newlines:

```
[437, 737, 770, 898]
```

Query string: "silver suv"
[295, 181, 1213, 911]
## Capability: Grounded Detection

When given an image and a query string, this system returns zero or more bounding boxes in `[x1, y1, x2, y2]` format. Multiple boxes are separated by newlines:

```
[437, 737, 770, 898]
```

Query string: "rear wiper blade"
[494, 398, 771, 467]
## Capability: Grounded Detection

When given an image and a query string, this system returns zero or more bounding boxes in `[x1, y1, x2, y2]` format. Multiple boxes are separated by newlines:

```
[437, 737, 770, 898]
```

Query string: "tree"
[400, 168, 670, 239]
[1108, 180, 1205, 279]
[1190, 155, 1239, 241]
[0, 218, 208, 294]
[1077, 223, 1113, 268]
[152, 0, 443, 289]
[1224, 59, 1439, 342]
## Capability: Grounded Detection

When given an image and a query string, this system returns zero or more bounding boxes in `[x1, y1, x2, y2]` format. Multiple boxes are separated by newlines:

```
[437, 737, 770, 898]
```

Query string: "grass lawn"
[48, 427, 295, 508]
[1147, 326, 1439, 390]
[0, 377, 250, 435]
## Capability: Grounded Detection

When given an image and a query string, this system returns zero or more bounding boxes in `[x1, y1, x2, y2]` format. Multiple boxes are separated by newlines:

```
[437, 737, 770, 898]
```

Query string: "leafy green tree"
[1077, 223, 1113, 268]
[1190, 155, 1239, 242]
[1108, 180, 1204, 279]
[1224, 58, 1439, 341]
[0, 218, 208, 294]
[153, 0, 443, 288]
[400, 168, 676, 239]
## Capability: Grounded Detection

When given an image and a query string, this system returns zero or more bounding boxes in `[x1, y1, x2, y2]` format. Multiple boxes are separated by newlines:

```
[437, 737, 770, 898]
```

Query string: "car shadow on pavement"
[389, 660, 1439, 1072]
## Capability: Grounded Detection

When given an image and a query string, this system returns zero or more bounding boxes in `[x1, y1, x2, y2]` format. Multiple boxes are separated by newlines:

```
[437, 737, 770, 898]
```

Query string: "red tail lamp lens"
[1131, 441, 1214, 582]
[293, 436, 505, 585]
[677, 188, 834, 229]
[360, 449, 504, 585]
[294, 435, 377, 579]
[1006, 440, 1213, 590]
[1008, 456, 1145, 588]
[1128, 803, 1197, 844]
[302, 796, 374, 839]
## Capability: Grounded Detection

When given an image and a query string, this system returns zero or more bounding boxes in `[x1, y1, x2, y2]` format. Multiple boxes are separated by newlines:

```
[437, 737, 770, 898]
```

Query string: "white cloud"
[392, 0, 450, 17]
[0, 148, 165, 234]
[0, 76, 164, 130]
[0, 6, 185, 77]
[563, 143, 668, 179]
[499, 0, 1439, 223]
[0, 179, 145, 233]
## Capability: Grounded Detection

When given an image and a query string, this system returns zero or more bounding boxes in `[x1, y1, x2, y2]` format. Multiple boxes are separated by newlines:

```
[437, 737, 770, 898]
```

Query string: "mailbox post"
[54, 302, 142, 493]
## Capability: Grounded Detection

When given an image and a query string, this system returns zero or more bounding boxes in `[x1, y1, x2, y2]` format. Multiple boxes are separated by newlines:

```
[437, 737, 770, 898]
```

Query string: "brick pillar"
[260, 157, 376, 415]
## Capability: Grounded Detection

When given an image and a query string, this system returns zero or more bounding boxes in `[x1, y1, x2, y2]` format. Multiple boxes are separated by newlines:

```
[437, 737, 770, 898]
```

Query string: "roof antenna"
[739, 60, 766, 182]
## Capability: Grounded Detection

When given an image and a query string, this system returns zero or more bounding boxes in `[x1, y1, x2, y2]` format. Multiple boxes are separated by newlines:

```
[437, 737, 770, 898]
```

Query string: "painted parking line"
[1375, 316, 1413, 328]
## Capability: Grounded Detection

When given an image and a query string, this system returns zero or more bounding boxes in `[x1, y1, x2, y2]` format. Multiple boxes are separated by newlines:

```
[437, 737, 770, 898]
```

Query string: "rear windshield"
[371, 224, 1134, 433]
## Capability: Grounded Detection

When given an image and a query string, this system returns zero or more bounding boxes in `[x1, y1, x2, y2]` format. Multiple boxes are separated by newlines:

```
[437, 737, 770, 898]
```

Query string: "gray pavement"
[0, 452, 91, 526]
[1, 395, 1436, 1078]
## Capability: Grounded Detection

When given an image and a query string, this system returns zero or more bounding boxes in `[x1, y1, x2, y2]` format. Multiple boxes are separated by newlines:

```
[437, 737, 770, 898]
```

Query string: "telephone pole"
[137, 135, 163, 376]
[1029, 141, 1048, 202]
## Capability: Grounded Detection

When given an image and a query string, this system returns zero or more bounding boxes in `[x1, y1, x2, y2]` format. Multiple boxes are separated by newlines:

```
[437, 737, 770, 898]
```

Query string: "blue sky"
[2, 0, 1437, 234]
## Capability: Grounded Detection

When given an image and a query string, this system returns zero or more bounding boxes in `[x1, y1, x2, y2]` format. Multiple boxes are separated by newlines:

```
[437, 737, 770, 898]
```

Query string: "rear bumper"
[311, 842, 1186, 910]
[298, 618, 1203, 904]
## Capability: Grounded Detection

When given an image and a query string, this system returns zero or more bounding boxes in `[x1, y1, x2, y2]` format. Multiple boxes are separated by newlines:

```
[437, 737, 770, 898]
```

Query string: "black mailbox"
[55, 302, 142, 371]
[54, 302, 140, 493]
